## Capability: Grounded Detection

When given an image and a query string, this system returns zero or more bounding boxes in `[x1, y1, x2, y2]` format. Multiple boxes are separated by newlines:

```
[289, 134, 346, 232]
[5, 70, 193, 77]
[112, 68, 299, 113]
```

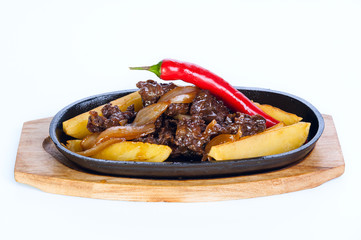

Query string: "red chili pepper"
[130, 59, 279, 128]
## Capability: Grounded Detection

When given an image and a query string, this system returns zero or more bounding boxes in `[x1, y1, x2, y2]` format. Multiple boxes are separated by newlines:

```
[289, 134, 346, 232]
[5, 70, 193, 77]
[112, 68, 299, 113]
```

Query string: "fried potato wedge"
[92, 142, 172, 162]
[65, 139, 83, 152]
[254, 102, 302, 126]
[63, 91, 143, 139]
[208, 122, 310, 161]
[65, 140, 171, 162]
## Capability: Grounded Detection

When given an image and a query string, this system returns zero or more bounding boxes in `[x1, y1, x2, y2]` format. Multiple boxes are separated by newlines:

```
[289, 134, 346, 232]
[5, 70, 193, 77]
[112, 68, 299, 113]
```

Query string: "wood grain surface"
[14, 115, 344, 202]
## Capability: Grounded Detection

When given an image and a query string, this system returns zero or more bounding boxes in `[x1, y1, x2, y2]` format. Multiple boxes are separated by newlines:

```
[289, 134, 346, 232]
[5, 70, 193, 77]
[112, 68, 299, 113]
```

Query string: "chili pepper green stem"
[129, 61, 162, 78]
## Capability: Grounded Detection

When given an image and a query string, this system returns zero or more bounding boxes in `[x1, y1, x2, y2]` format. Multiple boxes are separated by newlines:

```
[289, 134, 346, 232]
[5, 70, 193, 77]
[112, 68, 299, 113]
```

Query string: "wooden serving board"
[15, 115, 344, 202]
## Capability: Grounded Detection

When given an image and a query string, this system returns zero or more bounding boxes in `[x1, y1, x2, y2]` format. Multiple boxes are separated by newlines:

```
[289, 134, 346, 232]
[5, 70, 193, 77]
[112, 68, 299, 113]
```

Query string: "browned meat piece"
[136, 80, 177, 106]
[221, 113, 266, 136]
[174, 115, 205, 155]
[164, 103, 190, 117]
[154, 118, 178, 146]
[87, 111, 106, 133]
[190, 90, 230, 123]
[135, 117, 177, 150]
[174, 116, 221, 156]
[87, 103, 136, 133]
[101, 103, 122, 118]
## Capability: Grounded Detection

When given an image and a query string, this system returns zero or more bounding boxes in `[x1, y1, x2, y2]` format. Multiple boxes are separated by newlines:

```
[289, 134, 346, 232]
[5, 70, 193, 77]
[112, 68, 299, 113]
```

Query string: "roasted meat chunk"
[221, 112, 267, 136]
[136, 80, 177, 106]
[190, 90, 230, 123]
[87, 103, 136, 133]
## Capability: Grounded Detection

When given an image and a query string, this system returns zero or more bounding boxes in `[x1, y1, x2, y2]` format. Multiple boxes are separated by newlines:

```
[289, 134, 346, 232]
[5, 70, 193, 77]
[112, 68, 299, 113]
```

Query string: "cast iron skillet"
[49, 87, 324, 179]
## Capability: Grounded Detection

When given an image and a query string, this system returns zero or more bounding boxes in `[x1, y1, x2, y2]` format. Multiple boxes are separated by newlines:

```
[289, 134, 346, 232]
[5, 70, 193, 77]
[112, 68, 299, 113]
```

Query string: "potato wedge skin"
[63, 91, 143, 139]
[92, 142, 172, 162]
[255, 102, 302, 125]
[208, 122, 310, 161]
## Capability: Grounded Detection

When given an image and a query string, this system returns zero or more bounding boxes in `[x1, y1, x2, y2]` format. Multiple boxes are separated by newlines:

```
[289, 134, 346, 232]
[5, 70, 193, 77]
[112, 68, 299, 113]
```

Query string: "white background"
[1, 0, 360, 239]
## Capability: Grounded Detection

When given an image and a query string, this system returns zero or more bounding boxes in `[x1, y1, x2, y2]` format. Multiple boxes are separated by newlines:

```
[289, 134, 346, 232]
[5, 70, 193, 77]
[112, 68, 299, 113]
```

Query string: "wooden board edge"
[14, 164, 345, 202]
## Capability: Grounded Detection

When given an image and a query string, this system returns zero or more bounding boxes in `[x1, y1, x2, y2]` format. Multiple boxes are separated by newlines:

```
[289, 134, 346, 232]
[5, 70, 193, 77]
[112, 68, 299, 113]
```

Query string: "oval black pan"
[49, 87, 324, 179]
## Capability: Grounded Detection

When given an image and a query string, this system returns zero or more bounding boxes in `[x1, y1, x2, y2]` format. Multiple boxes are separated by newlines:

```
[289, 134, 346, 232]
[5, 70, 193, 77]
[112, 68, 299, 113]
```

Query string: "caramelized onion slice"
[202, 119, 219, 138]
[96, 123, 155, 144]
[203, 127, 243, 161]
[205, 134, 238, 154]
[174, 114, 192, 121]
[132, 102, 169, 126]
[81, 132, 100, 150]
[158, 86, 199, 104]
[77, 138, 125, 157]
